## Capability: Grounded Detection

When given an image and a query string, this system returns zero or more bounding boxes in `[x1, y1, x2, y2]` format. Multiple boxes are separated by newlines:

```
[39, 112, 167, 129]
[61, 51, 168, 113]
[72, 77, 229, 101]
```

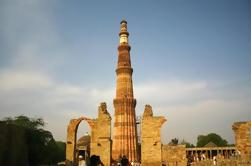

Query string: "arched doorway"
[66, 117, 94, 166]
[66, 102, 112, 166]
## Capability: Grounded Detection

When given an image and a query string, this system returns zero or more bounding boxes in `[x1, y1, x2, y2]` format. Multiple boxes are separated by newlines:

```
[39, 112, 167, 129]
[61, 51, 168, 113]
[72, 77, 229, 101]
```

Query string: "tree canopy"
[168, 138, 195, 148]
[180, 139, 195, 148]
[168, 138, 179, 145]
[196, 133, 228, 147]
[0, 115, 65, 166]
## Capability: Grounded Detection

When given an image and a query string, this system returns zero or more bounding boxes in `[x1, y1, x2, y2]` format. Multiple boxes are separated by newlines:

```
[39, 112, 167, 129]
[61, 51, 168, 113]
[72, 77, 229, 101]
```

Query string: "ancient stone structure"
[112, 20, 138, 162]
[64, 20, 251, 166]
[186, 146, 236, 159]
[66, 102, 111, 166]
[232, 121, 251, 159]
[76, 135, 90, 161]
[141, 105, 166, 166]
[90, 102, 112, 166]
[162, 145, 187, 166]
[66, 117, 94, 165]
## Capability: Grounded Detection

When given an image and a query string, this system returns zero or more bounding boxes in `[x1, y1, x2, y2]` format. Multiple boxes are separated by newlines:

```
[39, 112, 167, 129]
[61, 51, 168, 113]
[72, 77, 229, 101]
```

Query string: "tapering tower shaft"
[112, 20, 138, 162]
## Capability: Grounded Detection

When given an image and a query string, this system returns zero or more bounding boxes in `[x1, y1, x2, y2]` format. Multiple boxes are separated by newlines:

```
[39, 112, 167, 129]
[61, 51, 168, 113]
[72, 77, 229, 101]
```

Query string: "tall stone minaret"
[112, 20, 138, 162]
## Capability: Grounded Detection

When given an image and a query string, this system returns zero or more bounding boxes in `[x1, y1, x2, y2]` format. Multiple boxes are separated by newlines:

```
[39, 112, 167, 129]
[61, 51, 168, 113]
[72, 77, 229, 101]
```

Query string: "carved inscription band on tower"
[112, 20, 138, 162]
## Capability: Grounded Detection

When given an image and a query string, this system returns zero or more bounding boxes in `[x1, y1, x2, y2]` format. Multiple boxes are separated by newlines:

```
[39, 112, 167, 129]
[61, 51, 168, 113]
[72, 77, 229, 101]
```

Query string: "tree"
[168, 138, 179, 145]
[0, 115, 65, 166]
[3, 115, 45, 129]
[0, 121, 28, 166]
[196, 133, 228, 147]
[180, 139, 195, 148]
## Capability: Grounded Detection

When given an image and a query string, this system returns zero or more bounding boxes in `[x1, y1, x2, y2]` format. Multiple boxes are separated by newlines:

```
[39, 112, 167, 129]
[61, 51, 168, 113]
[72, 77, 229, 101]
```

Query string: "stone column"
[91, 103, 112, 166]
[141, 105, 166, 166]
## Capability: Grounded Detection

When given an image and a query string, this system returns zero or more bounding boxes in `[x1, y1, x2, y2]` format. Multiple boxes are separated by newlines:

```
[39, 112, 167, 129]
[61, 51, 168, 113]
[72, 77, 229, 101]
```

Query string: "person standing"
[79, 155, 86, 166]
[121, 155, 129, 166]
[213, 156, 217, 165]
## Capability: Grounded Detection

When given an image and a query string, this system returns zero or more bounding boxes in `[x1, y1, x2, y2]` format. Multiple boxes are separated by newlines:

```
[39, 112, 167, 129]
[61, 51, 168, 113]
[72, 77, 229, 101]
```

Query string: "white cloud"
[0, 70, 52, 90]
[160, 97, 251, 144]
[132, 80, 251, 144]
[0, 69, 250, 144]
[134, 80, 208, 106]
[0, 69, 112, 140]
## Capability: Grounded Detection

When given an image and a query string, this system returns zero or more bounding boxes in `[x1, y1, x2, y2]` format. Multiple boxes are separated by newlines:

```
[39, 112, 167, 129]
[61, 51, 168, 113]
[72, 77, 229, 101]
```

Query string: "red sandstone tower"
[112, 20, 138, 162]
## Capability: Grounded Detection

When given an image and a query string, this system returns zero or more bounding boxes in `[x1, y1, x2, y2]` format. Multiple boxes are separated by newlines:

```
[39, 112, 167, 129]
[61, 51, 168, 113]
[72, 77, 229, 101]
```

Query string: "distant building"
[76, 135, 90, 161]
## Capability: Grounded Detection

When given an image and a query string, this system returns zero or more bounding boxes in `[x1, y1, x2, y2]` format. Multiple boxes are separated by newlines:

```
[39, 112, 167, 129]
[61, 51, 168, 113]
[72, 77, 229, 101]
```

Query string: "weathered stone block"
[232, 121, 251, 160]
[141, 105, 166, 166]
[162, 145, 187, 166]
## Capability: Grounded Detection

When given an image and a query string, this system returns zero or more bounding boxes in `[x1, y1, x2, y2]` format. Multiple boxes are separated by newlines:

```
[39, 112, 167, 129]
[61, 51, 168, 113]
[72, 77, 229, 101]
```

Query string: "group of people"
[187, 154, 217, 166]
[79, 155, 141, 166]
[78, 154, 104, 166]
[112, 155, 141, 166]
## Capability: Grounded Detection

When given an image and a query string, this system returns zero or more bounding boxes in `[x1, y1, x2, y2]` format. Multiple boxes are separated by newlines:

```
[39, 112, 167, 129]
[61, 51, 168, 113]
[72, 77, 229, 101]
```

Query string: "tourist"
[201, 153, 206, 160]
[97, 156, 104, 166]
[213, 156, 217, 165]
[78, 155, 86, 166]
[120, 155, 129, 166]
[90, 155, 97, 166]
[89, 155, 104, 166]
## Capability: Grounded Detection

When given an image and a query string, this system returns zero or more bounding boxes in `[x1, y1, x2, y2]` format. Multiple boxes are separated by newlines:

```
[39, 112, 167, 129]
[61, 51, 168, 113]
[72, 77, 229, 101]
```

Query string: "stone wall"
[66, 102, 111, 166]
[141, 105, 166, 166]
[232, 121, 251, 159]
[90, 102, 112, 166]
[191, 157, 251, 166]
[162, 145, 187, 166]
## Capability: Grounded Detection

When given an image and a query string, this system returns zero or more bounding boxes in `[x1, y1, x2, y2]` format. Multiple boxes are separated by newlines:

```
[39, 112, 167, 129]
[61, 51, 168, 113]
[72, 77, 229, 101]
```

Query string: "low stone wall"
[191, 157, 251, 166]
[162, 145, 187, 166]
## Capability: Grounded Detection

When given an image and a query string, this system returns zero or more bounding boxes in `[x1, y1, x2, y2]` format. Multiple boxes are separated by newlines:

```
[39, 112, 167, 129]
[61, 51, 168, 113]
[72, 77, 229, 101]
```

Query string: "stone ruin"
[141, 105, 166, 166]
[162, 145, 187, 166]
[66, 102, 111, 166]
[66, 103, 170, 166]
[66, 104, 251, 166]
[232, 121, 251, 159]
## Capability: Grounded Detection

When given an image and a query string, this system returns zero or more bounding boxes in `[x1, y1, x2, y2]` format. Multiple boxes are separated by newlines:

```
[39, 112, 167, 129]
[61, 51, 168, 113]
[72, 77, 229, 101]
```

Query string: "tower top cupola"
[119, 20, 129, 44]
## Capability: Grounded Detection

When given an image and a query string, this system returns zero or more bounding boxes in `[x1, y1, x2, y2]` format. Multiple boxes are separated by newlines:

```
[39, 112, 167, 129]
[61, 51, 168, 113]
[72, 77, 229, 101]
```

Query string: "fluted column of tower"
[112, 20, 138, 162]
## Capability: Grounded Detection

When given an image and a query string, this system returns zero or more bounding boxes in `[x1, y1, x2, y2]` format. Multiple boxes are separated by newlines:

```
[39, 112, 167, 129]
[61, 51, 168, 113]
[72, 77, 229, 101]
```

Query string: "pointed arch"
[66, 117, 94, 166]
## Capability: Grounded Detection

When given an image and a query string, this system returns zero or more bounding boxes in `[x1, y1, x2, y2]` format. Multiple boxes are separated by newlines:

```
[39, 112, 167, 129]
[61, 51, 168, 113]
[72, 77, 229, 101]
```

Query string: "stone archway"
[66, 117, 94, 166]
[66, 102, 112, 166]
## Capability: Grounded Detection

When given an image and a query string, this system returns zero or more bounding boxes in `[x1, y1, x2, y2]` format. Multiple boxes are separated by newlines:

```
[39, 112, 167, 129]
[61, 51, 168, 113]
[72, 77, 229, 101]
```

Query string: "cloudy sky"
[0, 0, 250, 144]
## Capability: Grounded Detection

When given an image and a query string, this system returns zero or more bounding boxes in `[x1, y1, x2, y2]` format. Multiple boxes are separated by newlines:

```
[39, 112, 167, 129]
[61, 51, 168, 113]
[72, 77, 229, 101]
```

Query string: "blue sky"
[0, 0, 250, 144]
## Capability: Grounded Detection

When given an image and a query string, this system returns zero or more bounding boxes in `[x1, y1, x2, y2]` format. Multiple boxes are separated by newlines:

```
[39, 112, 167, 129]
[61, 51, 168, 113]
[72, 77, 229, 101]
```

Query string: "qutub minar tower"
[112, 20, 138, 162]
